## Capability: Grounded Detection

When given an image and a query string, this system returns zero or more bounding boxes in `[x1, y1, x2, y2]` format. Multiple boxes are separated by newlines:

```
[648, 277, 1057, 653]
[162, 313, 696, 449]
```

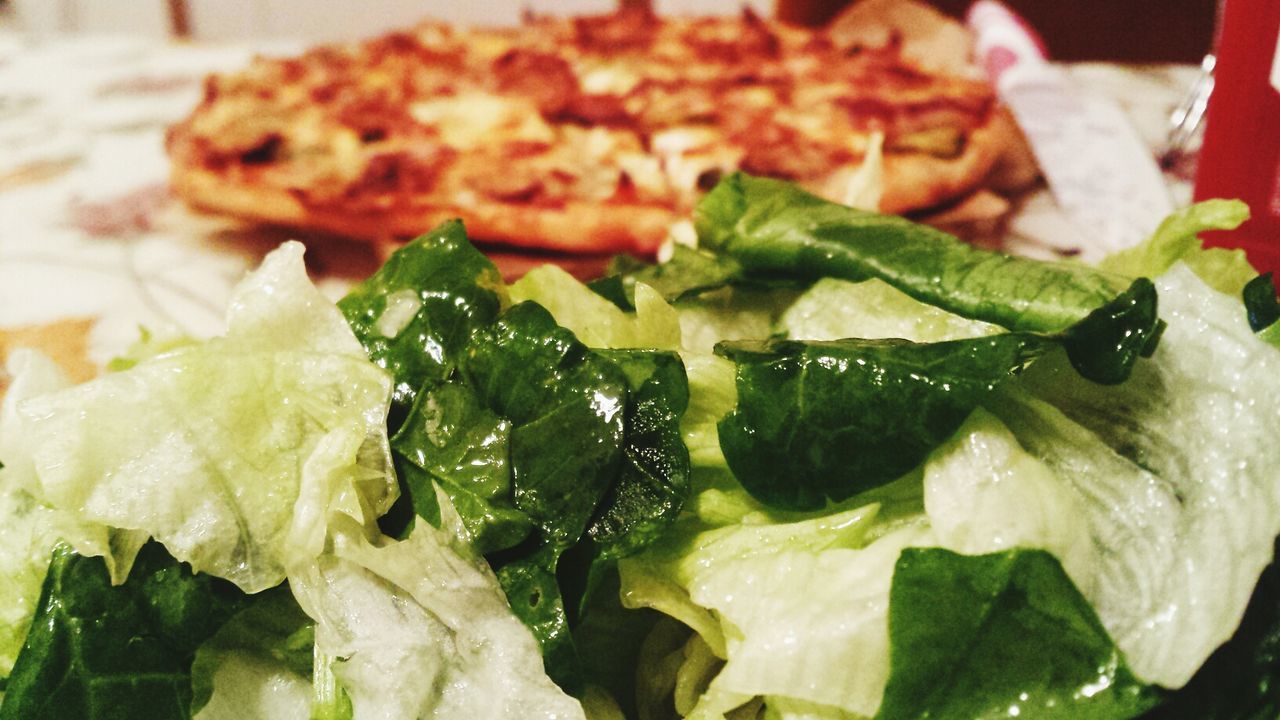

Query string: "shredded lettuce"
[1097, 199, 1253, 295]
[5, 172, 1280, 720]
[288, 496, 584, 720]
[190, 588, 314, 720]
[6, 243, 396, 593]
[510, 265, 681, 351]
[780, 277, 999, 343]
[992, 263, 1280, 688]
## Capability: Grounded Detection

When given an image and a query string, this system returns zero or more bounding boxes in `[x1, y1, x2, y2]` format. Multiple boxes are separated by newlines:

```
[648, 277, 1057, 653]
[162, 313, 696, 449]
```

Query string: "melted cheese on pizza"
[168, 8, 999, 228]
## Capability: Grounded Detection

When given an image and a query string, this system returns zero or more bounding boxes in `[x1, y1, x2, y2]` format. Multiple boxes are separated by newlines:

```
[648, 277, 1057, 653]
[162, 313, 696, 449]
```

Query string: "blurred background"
[0, 0, 1216, 62]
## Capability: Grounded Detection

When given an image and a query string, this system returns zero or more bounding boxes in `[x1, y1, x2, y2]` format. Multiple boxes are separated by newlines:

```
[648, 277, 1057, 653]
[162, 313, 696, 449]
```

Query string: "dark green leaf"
[461, 301, 628, 546]
[876, 548, 1157, 720]
[1058, 277, 1159, 385]
[694, 173, 1161, 382]
[189, 586, 312, 714]
[1244, 273, 1280, 333]
[715, 333, 1054, 510]
[1141, 536, 1280, 719]
[494, 545, 581, 695]
[0, 542, 246, 720]
[589, 247, 745, 310]
[588, 351, 691, 559]
[624, 245, 745, 305]
[338, 219, 504, 419]
[585, 274, 633, 311]
[391, 380, 532, 553]
[572, 564, 662, 718]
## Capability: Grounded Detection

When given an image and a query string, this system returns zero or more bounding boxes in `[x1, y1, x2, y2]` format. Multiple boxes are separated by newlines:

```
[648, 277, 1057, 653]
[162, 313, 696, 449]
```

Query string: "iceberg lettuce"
[8, 243, 396, 593]
[288, 495, 584, 720]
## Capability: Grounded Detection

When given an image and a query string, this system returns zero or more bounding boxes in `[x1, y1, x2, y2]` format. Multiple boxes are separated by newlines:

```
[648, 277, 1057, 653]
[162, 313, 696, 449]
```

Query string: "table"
[0, 30, 1199, 367]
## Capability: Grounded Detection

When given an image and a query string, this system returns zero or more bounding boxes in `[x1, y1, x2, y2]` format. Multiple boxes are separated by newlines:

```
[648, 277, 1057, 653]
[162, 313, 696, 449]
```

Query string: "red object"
[1194, 0, 1280, 275]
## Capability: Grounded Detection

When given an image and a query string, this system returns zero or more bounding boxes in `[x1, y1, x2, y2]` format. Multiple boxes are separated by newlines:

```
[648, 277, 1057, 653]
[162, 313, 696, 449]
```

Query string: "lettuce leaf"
[288, 503, 584, 720]
[714, 334, 1055, 510]
[190, 588, 314, 720]
[1243, 273, 1280, 333]
[10, 242, 396, 593]
[338, 219, 505, 420]
[617, 503, 895, 716]
[463, 301, 629, 546]
[379, 244, 694, 689]
[992, 263, 1280, 688]
[779, 277, 1000, 343]
[391, 379, 530, 554]
[876, 548, 1157, 720]
[587, 350, 691, 559]
[713, 270, 1156, 513]
[695, 174, 1148, 342]
[1140, 537, 1280, 718]
[686, 525, 928, 718]
[0, 351, 104, 678]
[510, 265, 681, 351]
[0, 542, 246, 720]
[921, 409, 1094, 592]
[1097, 199, 1252, 296]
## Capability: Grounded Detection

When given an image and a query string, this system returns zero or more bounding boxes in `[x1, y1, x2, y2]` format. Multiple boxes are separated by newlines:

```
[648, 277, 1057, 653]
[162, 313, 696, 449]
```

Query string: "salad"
[1, 173, 1279, 719]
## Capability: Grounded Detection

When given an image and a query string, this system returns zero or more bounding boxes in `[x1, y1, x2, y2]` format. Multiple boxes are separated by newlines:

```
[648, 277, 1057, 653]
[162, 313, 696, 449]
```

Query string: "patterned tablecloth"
[0, 30, 1201, 366]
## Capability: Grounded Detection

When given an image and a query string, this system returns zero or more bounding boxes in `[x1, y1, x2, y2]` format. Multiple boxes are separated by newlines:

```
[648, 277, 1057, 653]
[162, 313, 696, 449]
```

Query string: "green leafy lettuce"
[0, 542, 246, 720]
[3, 242, 396, 594]
[695, 174, 1155, 346]
[343, 230, 693, 693]
[338, 219, 505, 420]
[877, 548, 1156, 719]
[189, 588, 315, 720]
[288, 503, 584, 719]
[987, 263, 1280, 689]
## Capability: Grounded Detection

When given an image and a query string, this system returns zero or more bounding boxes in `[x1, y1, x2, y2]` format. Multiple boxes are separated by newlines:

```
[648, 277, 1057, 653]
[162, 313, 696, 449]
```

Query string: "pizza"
[166, 6, 1022, 256]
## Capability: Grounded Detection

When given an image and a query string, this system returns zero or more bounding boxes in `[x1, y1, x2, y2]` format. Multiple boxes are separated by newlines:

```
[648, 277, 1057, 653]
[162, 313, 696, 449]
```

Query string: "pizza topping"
[167, 8, 1012, 252]
[491, 48, 578, 116]
[571, 7, 659, 53]
[408, 91, 554, 150]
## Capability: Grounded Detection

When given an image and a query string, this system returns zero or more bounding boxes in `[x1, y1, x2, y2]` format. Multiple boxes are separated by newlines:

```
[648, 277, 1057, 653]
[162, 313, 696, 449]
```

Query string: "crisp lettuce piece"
[618, 503, 898, 717]
[0, 542, 246, 720]
[510, 265, 681, 351]
[190, 589, 314, 720]
[1097, 199, 1252, 295]
[922, 409, 1094, 594]
[1142, 539, 1280, 718]
[338, 220, 505, 418]
[991, 263, 1280, 688]
[288, 497, 584, 720]
[680, 354, 736, 468]
[0, 351, 72, 677]
[687, 526, 929, 718]
[9, 243, 396, 593]
[780, 277, 999, 343]
[763, 697, 863, 720]
[677, 287, 799, 355]
[0, 351, 143, 675]
[192, 651, 312, 720]
[876, 548, 1157, 719]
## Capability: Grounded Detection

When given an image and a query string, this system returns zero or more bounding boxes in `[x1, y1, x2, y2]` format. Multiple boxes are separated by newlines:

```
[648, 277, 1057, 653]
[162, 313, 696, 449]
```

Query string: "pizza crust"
[875, 108, 1014, 214]
[168, 143, 676, 254]
[167, 10, 1028, 256]
[171, 112, 1007, 254]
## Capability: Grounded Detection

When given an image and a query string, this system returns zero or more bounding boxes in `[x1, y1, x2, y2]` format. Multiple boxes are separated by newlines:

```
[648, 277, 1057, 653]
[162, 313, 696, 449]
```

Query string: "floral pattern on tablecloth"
[0, 30, 1198, 366]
